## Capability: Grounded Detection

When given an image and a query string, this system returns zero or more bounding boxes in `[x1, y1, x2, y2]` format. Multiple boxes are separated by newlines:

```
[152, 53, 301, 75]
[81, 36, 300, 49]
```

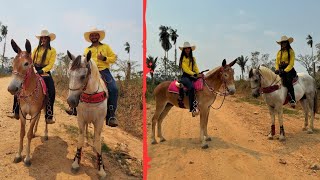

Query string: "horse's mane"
[258, 66, 281, 82]
[88, 59, 108, 92]
[205, 66, 221, 78]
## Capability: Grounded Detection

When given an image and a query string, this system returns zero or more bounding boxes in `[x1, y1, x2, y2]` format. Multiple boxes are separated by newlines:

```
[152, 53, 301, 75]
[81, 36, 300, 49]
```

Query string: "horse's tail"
[314, 88, 318, 115]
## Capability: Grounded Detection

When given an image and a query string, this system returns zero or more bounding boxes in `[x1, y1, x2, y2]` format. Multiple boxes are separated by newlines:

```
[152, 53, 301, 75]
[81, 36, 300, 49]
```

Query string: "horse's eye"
[80, 75, 86, 80]
[224, 74, 228, 77]
[24, 62, 29, 66]
[254, 79, 259, 83]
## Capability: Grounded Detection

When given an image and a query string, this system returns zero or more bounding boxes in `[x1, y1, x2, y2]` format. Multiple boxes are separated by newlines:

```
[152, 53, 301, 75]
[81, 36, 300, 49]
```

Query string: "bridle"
[250, 68, 281, 93]
[68, 62, 92, 92]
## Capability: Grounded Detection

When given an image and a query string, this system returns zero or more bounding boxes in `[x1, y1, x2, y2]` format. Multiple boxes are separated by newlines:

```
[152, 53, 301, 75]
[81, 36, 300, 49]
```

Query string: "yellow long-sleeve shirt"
[84, 43, 117, 71]
[181, 56, 200, 76]
[32, 47, 56, 73]
[275, 49, 295, 72]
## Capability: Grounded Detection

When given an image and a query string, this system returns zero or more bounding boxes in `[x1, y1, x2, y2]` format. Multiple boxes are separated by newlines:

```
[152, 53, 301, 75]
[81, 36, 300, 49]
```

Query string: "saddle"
[168, 78, 204, 94]
[261, 76, 299, 94]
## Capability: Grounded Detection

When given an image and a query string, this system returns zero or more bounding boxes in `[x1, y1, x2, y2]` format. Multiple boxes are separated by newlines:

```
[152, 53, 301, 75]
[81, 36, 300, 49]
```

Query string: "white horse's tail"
[314, 88, 318, 115]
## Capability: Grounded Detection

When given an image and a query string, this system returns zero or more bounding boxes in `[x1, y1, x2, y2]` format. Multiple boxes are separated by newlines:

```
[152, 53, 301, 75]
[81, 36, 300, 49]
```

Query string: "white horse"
[249, 66, 317, 141]
[67, 50, 108, 178]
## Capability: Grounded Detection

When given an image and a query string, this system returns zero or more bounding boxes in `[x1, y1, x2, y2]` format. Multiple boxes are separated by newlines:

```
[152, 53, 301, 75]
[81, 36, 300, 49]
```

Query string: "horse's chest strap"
[260, 85, 280, 94]
[80, 91, 107, 103]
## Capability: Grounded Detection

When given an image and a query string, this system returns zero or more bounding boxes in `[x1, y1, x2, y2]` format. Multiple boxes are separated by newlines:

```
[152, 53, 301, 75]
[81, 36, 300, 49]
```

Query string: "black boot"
[106, 105, 118, 127]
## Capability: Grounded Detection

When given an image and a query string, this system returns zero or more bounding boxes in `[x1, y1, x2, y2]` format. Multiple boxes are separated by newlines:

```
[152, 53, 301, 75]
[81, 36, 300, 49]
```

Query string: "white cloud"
[263, 30, 278, 37]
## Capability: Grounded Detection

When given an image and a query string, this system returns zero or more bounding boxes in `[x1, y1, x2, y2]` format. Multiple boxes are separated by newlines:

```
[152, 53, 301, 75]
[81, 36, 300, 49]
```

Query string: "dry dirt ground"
[0, 76, 142, 180]
[147, 93, 320, 180]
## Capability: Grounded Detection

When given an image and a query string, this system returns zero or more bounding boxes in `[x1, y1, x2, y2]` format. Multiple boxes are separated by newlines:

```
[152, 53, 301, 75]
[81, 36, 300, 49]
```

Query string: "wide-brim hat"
[277, 35, 294, 44]
[84, 27, 105, 42]
[179, 41, 196, 51]
[36, 29, 56, 41]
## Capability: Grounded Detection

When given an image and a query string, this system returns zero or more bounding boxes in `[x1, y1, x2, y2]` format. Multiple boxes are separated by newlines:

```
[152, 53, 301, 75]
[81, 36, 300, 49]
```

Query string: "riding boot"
[288, 87, 296, 108]
[106, 105, 118, 127]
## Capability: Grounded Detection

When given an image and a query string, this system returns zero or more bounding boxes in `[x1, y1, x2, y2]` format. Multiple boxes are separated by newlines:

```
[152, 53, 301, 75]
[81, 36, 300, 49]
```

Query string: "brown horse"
[7, 39, 48, 166]
[151, 59, 237, 149]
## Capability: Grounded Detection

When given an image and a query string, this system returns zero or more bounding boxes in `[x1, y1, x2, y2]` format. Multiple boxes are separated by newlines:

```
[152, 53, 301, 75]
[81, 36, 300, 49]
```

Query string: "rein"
[252, 69, 282, 93]
[203, 67, 230, 110]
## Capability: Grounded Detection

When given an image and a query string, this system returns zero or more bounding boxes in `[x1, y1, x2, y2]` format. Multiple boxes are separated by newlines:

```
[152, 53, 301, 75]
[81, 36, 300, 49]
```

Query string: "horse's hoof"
[44, 136, 48, 141]
[201, 144, 209, 149]
[160, 138, 166, 142]
[151, 140, 157, 145]
[71, 167, 80, 174]
[302, 127, 308, 131]
[307, 129, 314, 134]
[267, 135, 273, 140]
[32, 134, 36, 138]
[98, 170, 107, 179]
[24, 160, 31, 167]
[13, 157, 22, 163]
[205, 137, 212, 141]
[279, 136, 286, 142]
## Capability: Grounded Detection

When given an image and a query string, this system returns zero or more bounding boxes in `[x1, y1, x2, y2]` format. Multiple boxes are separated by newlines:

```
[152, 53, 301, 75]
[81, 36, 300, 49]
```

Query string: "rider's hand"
[275, 70, 279, 74]
[193, 73, 198, 78]
[98, 52, 107, 61]
[37, 69, 44, 75]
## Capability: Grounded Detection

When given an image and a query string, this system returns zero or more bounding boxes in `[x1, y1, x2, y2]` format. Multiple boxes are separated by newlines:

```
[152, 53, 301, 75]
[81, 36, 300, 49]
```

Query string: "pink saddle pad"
[168, 79, 203, 94]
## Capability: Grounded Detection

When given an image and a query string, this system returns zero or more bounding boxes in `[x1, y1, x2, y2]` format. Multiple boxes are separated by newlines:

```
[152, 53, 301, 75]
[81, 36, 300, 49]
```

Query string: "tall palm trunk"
[1, 36, 6, 69]
[174, 44, 177, 66]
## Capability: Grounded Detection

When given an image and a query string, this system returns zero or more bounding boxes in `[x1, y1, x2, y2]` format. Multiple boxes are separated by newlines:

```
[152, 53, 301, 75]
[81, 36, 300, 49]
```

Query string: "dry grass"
[53, 75, 142, 139]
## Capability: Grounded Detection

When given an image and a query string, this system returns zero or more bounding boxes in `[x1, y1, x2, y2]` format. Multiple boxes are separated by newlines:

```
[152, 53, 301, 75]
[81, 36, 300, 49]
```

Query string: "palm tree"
[1, 25, 8, 69]
[236, 55, 249, 80]
[169, 28, 178, 66]
[306, 34, 315, 76]
[159, 25, 172, 77]
[124, 42, 131, 80]
[146, 55, 158, 84]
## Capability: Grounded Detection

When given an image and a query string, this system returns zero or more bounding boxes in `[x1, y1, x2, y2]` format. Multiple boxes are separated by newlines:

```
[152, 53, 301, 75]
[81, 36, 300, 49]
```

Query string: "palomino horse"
[151, 59, 237, 149]
[249, 66, 317, 141]
[67, 50, 108, 178]
[7, 39, 48, 166]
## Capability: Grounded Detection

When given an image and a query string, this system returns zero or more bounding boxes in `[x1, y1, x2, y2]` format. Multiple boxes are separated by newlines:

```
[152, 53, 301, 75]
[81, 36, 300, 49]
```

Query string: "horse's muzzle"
[67, 96, 80, 108]
[7, 80, 21, 95]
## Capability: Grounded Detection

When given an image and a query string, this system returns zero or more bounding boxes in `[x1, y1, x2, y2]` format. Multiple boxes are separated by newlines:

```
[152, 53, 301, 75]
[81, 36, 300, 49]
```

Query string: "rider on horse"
[274, 35, 297, 108]
[178, 42, 201, 116]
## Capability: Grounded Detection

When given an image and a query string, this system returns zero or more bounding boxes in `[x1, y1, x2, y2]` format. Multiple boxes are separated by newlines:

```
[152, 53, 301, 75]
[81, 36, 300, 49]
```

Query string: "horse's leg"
[300, 99, 309, 131]
[204, 107, 211, 141]
[85, 124, 89, 146]
[24, 115, 39, 166]
[44, 121, 48, 141]
[33, 116, 40, 138]
[200, 110, 208, 149]
[278, 107, 286, 141]
[14, 117, 26, 163]
[157, 104, 173, 142]
[94, 120, 106, 178]
[267, 106, 276, 140]
[71, 120, 85, 173]
[151, 101, 167, 145]
[307, 96, 314, 134]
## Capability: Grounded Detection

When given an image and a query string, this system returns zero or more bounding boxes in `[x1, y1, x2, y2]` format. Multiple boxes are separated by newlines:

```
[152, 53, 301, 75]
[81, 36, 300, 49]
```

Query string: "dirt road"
[0, 76, 142, 180]
[147, 94, 320, 180]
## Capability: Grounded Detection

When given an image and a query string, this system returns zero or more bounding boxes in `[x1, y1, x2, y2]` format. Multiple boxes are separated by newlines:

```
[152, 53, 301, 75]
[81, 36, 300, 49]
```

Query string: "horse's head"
[249, 67, 262, 98]
[7, 39, 33, 95]
[220, 59, 237, 95]
[66, 50, 92, 108]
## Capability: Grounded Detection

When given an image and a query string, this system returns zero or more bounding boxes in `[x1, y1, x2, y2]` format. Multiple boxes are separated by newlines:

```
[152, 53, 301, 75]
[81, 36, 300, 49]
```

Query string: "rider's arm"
[275, 51, 280, 71]
[42, 48, 56, 73]
[193, 57, 200, 74]
[284, 49, 295, 72]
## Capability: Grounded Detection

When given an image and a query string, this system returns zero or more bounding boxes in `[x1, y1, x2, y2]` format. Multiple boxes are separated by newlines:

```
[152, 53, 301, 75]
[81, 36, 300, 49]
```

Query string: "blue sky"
[0, 0, 142, 71]
[147, 0, 320, 78]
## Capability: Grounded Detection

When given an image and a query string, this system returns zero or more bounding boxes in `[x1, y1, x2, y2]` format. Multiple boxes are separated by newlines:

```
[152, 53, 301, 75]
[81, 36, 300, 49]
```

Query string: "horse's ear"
[11, 39, 21, 54]
[222, 59, 226, 67]
[25, 39, 31, 54]
[249, 68, 253, 78]
[228, 59, 237, 67]
[86, 50, 91, 62]
[155, 57, 158, 63]
[67, 50, 75, 60]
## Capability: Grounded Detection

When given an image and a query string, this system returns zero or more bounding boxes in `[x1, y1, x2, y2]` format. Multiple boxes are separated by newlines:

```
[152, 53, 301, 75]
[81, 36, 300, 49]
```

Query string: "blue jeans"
[180, 75, 195, 112]
[99, 68, 118, 120]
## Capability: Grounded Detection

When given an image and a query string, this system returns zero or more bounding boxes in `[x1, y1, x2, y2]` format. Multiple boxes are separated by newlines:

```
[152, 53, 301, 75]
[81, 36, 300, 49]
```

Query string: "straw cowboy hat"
[36, 29, 56, 41]
[84, 27, 105, 42]
[179, 42, 196, 51]
[277, 35, 294, 45]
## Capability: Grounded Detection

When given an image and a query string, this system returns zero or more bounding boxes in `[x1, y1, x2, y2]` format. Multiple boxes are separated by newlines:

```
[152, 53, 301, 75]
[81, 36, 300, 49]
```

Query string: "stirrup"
[289, 99, 296, 108]
[191, 108, 199, 117]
